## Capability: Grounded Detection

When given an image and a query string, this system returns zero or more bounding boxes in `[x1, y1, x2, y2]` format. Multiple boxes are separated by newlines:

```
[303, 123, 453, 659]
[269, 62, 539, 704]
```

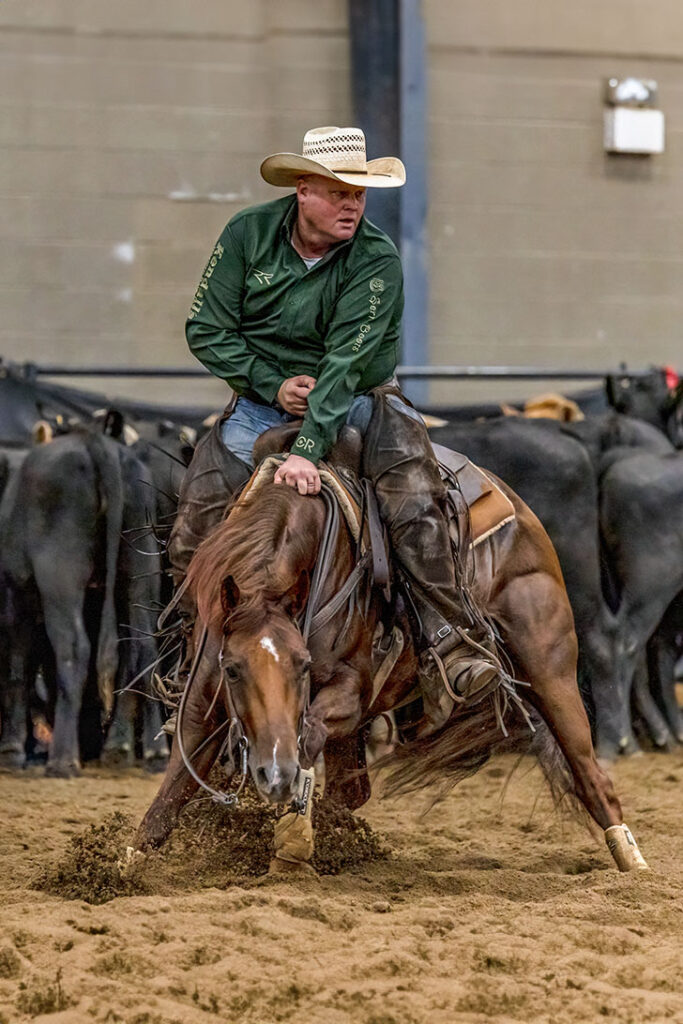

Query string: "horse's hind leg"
[493, 569, 648, 870]
[135, 662, 224, 851]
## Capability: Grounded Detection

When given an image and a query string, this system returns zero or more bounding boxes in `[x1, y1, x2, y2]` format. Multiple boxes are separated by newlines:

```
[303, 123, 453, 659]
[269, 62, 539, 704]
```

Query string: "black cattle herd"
[0, 367, 681, 776]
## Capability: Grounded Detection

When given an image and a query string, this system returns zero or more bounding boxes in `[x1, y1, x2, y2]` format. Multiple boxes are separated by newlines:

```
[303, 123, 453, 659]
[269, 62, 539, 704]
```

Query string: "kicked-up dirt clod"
[36, 783, 390, 904]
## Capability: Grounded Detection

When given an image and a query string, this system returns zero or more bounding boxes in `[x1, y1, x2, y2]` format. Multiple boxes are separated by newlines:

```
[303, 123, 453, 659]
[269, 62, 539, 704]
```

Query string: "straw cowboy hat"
[260, 126, 406, 189]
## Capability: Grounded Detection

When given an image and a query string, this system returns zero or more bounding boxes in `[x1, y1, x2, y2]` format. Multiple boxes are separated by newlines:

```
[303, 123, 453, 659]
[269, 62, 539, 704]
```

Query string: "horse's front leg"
[301, 664, 373, 810]
[303, 663, 365, 761]
[135, 657, 224, 851]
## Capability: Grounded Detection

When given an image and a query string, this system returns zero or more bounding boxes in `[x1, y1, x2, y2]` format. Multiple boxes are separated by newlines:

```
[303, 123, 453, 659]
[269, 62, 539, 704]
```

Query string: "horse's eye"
[223, 662, 241, 684]
[297, 656, 312, 677]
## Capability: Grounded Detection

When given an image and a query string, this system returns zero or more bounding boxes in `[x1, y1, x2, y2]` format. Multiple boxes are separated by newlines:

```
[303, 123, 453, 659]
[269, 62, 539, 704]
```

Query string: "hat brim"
[260, 154, 406, 189]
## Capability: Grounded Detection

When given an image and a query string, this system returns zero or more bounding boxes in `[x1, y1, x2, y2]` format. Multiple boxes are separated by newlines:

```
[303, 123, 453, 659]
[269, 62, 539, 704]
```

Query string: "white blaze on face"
[260, 635, 280, 663]
[271, 739, 281, 784]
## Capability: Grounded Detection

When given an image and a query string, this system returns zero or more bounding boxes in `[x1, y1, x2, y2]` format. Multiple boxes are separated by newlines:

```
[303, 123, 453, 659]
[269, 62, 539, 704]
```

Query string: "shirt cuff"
[291, 425, 325, 466]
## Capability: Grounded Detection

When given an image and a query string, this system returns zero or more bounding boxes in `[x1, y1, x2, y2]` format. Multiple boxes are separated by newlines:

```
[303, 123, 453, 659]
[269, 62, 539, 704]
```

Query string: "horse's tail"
[378, 695, 585, 822]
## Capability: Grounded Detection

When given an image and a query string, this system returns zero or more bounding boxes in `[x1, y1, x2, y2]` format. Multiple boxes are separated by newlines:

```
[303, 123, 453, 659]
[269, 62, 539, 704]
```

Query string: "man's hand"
[277, 375, 316, 416]
[274, 454, 321, 495]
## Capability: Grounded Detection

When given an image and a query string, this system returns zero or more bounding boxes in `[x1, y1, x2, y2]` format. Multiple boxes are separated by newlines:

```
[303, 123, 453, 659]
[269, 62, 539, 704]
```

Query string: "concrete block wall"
[0, 0, 351, 405]
[426, 0, 683, 402]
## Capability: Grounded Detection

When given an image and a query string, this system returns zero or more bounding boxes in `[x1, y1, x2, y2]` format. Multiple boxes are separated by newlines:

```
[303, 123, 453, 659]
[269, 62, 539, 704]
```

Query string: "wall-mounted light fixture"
[603, 77, 665, 154]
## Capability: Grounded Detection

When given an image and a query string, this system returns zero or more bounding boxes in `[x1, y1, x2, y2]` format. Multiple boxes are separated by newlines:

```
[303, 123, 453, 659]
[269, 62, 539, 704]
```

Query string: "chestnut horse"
[135, 471, 648, 872]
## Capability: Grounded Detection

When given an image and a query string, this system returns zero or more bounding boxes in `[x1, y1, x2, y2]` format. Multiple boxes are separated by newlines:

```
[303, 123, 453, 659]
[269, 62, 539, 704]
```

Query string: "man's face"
[296, 175, 367, 243]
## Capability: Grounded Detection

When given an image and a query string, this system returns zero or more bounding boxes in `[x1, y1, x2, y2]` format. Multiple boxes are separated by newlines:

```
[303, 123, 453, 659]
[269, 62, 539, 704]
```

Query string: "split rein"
[175, 483, 368, 810]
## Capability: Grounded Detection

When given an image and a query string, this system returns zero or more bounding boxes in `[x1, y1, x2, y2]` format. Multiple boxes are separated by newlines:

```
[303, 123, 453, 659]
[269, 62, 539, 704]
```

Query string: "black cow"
[0, 430, 167, 775]
[0, 432, 121, 774]
[598, 450, 683, 750]
[605, 368, 683, 447]
[100, 442, 169, 768]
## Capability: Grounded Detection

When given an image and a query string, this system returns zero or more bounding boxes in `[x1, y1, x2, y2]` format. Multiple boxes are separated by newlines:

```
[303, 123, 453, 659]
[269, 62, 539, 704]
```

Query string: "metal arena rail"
[6, 362, 655, 382]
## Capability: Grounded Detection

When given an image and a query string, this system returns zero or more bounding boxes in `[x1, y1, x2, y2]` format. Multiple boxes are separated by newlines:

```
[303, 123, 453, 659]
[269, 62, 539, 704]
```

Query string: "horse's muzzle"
[253, 758, 300, 804]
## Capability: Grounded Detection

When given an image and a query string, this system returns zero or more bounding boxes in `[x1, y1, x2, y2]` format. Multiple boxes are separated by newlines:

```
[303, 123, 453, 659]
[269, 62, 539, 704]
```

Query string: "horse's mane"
[186, 482, 321, 633]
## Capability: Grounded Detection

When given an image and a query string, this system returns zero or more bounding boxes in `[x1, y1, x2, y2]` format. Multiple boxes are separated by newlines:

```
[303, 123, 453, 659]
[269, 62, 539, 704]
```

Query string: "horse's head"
[221, 593, 311, 804]
[187, 482, 328, 805]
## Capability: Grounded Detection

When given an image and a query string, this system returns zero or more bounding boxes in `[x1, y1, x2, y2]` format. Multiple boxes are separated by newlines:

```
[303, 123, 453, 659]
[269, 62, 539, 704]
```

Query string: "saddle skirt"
[432, 442, 516, 547]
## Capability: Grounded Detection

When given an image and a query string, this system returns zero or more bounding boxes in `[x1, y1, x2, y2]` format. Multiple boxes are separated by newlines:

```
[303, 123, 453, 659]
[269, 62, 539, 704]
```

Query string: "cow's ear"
[286, 570, 310, 617]
[221, 575, 240, 614]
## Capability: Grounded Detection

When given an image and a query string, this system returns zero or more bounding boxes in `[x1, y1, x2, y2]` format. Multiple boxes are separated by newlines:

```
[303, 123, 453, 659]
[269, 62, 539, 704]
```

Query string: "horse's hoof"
[268, 857, 318, 878]
[44, 761, 81, 779]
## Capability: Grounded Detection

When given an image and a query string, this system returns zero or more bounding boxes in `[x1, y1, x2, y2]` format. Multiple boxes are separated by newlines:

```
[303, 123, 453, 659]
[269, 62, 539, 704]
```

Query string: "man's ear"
[221, 575, 240, 616]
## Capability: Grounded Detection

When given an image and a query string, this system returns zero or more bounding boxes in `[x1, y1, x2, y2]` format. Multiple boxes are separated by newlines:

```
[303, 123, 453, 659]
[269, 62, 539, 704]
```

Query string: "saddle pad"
[432, 442, 515, 547]
[240, 454, 362, 542]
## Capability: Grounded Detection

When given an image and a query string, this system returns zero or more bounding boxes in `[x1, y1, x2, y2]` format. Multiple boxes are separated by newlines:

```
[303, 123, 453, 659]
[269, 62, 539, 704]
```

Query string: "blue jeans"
[221, 395, 374, 468]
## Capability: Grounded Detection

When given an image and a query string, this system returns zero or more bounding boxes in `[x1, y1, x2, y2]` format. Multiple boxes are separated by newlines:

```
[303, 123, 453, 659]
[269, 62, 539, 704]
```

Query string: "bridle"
[175, 482, 366, 809]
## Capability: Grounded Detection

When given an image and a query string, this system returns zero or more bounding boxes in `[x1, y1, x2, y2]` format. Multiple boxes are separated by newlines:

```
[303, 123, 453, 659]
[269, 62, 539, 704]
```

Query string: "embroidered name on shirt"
[253, 269, 274, 285]
[294, 436, 315, 453]
[351, 281, 383, 353]
[188, 241, 225, 319]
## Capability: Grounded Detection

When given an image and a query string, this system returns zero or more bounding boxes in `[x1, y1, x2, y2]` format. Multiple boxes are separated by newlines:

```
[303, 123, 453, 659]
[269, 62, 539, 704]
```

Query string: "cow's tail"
[86, 434, 124, 718]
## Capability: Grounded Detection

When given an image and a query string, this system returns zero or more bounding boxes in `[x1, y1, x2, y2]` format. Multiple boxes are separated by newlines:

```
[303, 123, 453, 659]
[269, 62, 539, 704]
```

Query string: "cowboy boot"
[363, 388, 505, 733]
[403, 583, 505, 733]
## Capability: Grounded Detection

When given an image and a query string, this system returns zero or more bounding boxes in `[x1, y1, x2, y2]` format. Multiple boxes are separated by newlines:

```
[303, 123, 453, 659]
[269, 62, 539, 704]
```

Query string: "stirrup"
[426, 626, 505, 706]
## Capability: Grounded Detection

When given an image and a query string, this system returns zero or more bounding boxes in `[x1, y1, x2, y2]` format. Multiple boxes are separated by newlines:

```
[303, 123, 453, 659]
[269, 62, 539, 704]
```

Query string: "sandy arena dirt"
[1, 750, 682, 1024]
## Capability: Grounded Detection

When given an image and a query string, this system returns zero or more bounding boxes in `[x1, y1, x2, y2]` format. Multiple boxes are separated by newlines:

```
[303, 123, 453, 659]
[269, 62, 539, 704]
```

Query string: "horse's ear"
[221, 575, 240, 615]
[287, 570, 310, 616]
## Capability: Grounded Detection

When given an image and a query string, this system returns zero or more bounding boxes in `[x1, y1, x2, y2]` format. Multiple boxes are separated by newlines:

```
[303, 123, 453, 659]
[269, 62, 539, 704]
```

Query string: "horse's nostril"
[254, 758, 299, 802]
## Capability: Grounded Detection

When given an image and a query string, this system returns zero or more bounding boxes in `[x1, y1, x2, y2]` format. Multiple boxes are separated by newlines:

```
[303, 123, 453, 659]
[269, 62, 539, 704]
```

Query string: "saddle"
[253, 424, 515, 550]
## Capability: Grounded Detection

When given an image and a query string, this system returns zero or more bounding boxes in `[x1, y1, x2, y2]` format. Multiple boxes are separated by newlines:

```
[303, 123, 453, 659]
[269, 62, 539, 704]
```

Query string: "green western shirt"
[186, 194, 404, 465]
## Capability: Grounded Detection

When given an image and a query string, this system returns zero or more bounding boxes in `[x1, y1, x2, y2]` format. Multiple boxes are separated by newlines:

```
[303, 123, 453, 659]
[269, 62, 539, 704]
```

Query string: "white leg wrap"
[604, 823, 649, 872]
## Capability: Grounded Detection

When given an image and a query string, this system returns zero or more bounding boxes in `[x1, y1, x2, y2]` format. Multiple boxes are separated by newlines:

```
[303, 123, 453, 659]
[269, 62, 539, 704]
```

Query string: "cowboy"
[169, 126, 503, 731]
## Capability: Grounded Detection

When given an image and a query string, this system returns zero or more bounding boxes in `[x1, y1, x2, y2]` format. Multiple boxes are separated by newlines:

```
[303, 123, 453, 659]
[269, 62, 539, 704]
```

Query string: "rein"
[175, 624, 250, 807]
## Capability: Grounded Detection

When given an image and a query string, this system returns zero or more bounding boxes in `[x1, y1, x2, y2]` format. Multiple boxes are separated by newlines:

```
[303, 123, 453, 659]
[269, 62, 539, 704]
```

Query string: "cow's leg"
[583, 618, 633, 761]
[616, 594, 679, 755]
[135, 661, 222, 850]
[649, 631, 683, 744]
[102, 691, 136, 766]
[37, 574, 90, 778]
[140, 695, 169, 770]
[631, 649, 673, 750]
[0, 629, 29, 767]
